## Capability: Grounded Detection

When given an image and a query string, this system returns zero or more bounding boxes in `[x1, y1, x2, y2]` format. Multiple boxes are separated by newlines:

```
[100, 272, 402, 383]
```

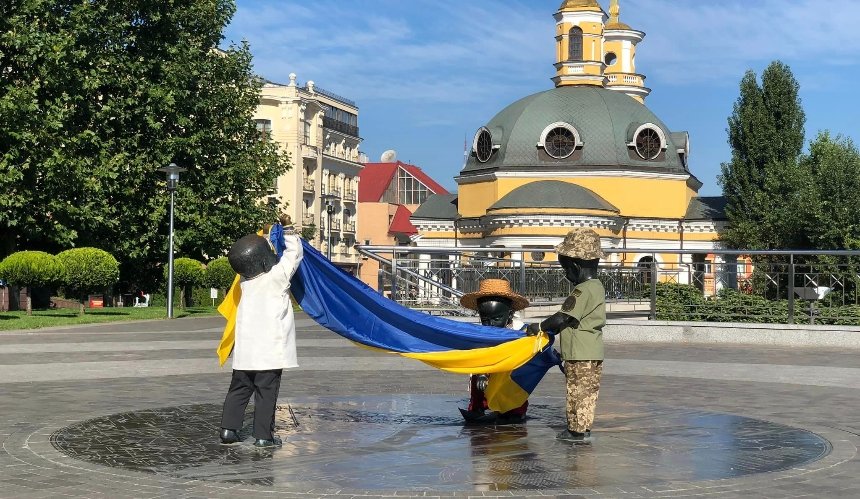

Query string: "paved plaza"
[1, 313, 860, 498]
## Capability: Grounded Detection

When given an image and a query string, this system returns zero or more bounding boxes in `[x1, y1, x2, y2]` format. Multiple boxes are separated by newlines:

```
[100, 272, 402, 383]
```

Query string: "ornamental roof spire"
[605, 0, 632, 30]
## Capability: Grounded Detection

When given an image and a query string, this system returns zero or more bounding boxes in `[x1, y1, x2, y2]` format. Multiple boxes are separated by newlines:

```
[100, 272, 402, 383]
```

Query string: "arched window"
[568, 27, 583, 61]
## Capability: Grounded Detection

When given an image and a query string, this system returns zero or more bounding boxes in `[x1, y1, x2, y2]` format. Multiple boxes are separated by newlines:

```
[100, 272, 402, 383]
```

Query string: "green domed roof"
[462, 86, 688, 175]
[489, 181, 618, 213]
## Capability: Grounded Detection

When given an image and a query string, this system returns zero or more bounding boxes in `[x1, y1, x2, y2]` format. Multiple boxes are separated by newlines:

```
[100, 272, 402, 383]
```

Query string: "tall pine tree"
[719, 61, 809, 249]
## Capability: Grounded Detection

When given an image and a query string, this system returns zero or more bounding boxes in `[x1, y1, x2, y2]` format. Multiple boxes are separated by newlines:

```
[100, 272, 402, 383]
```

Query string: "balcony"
[301, 144, 318, 159]
[343, 189, 356, 202]
[330, 220, 342, 232]
[303, 179, 315, 193]
[302, 214, 315, 226]
[343, 222, 356, 233]
[606, 72, 645, 86]
[323, 117, 359, 138]
[323, 188, 341, 199]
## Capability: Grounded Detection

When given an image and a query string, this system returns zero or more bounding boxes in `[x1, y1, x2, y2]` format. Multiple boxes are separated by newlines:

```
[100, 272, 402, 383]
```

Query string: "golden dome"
[605, 21, 632, 30]
[558, 0, 604, 12]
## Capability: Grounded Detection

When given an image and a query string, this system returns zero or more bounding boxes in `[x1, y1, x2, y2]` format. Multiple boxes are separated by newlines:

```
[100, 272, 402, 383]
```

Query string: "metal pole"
[167, 190, 175, 319]
[649, 253, 657, 321]
[788, 253, 795, 324]
[327, 209, 332, 260]
[519, 252, 526, 295]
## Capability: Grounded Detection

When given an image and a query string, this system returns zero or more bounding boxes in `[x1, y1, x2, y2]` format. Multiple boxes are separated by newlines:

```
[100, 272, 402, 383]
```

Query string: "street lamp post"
[326, 203, 335, 260]
[321, 193, 336, 260]
[159, 163, 186, 319]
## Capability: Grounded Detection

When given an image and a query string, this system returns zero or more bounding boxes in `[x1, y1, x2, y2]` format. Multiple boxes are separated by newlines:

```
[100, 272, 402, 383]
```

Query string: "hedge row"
[656, 282, 860, 325]
[0, 249, 235, 313]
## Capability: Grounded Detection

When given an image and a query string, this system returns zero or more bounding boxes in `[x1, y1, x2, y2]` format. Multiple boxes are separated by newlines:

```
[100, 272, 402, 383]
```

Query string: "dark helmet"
[228, 234, 277, 279]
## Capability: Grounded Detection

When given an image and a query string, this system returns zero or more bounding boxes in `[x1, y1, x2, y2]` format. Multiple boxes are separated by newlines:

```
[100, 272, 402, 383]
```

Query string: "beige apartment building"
[254, 73, 366, 273]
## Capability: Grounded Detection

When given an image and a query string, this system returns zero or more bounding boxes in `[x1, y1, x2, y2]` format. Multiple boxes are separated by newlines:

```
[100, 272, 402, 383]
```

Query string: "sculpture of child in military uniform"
[526, 229, 606, 442]
[459, 278, 531, 424]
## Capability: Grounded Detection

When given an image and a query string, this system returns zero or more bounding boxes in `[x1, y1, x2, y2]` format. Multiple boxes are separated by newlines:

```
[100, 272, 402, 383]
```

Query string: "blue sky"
[225, 0, 860, 196]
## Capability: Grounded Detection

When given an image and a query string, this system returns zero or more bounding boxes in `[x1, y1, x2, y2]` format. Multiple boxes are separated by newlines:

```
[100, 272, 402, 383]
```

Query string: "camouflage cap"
[555, 228, 606, 260]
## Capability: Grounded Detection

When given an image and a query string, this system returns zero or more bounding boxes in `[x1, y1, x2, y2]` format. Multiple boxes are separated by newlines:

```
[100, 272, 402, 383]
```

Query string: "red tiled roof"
[358, 163, 397, 202]
[388, 204, 417, 235]
[358, 161, 449, 202]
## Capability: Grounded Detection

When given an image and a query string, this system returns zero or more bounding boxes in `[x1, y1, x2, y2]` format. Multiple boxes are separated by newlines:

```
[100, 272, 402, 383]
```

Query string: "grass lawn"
[0, 306, 219, 331]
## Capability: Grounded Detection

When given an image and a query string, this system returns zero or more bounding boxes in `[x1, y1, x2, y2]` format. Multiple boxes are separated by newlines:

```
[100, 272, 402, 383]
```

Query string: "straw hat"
[555, 228, 606, 260]
[460, 279, 530, 312]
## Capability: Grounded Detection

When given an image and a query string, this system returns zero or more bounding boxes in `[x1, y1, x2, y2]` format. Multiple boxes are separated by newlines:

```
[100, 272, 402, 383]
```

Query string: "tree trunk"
[26, 287, 32, 316]
[179, 287, 186, 310]
[79, 295, 85, 316]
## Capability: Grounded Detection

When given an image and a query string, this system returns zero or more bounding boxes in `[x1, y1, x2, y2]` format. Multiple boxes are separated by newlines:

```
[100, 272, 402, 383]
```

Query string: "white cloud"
[625, 0, 860, 85]
[227, 0, 552, 104]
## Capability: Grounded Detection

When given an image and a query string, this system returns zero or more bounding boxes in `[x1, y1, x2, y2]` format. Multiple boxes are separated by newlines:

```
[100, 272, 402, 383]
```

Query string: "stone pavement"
[0, 313, 859, 498]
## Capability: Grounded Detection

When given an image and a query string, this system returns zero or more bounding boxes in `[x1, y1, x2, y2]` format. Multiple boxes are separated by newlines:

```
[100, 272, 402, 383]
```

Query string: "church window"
[473, 127, 494, 163]
[545, 127, 576, 158]
[604, 52, 617, 66]
[568, 27, 583, 61]
[635, 127, 663, 160]
[538, 122, 582, 159]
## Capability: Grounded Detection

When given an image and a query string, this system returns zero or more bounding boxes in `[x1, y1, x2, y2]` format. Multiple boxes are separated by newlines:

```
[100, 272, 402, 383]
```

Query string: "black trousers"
[220, 369, 283, 440]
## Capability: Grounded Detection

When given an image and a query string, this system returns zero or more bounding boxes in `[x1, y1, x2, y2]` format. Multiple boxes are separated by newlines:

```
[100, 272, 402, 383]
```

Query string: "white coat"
[232, 233, 303, 371]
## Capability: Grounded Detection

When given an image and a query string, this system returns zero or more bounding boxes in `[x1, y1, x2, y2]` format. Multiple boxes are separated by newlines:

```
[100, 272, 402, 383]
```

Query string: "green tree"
[719, 61, 809, 249]
[0, 0, 289, 289]
[57, 247, 120, 315]
[0, 251, 63, 315]
[803, 133, 860, 250]
[165, 257, 205, 310]
[204, 257, 236, 292]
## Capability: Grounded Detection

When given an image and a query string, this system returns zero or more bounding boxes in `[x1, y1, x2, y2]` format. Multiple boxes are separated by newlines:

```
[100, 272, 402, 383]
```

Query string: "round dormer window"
[604, 52, 617, 66]
[538, 122, 582, 159]
[635, 127, 663, 160]
[474, 128, 493, 163]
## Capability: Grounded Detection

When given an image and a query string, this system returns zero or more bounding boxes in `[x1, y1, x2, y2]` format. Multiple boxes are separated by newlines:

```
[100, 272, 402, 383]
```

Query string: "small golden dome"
[558, 0, 604, 12]
[605, 21, 632, 30]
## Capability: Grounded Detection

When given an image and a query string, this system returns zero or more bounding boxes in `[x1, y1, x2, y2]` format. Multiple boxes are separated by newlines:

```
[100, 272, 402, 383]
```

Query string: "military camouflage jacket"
[558, 279, 606, 361]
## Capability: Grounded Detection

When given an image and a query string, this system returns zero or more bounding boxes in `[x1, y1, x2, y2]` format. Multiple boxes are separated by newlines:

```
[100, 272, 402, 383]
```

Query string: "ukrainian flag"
[218, 240, 560, 413]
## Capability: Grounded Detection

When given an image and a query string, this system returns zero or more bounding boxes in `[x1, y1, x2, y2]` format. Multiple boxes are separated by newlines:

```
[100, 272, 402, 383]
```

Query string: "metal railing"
[356, 246, 860, 324]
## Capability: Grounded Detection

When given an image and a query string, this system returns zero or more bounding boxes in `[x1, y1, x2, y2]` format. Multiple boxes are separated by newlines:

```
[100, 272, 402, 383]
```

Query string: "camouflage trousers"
[564, 360, 603, 433]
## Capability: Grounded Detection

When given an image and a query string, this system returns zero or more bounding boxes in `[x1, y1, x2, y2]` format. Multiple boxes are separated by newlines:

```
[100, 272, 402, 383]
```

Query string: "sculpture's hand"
[525, 322, 542, 336]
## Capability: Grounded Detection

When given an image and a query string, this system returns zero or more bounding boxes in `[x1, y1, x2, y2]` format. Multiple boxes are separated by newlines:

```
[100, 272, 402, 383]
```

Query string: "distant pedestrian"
[219, 222, 303, 448]
[527, 229, 606, 442]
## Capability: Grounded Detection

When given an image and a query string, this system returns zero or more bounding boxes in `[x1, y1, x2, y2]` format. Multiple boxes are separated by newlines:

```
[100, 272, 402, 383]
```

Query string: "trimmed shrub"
[163, 258, 205, 309]
[204, 257, 236, 291]
[0, 251, 64, 315]
[655, 282, 704, 321]
[57, 247, 120, 315]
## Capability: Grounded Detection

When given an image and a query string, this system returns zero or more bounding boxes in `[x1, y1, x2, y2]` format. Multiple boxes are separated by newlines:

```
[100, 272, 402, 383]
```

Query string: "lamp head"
[159, 163, 186, 192]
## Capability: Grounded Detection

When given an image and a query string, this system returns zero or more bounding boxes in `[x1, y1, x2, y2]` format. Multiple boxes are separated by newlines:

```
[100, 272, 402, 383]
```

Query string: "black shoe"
[496, 413, 525, 425]
[219, 428, 240, 445]
[557, 429, 590, 442]
[253, 436, 282, 448]
[459, 407, 499, 424]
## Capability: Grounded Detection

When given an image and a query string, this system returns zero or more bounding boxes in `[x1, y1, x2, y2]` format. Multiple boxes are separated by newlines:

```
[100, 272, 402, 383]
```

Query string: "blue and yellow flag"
[218, 240, 561, 412]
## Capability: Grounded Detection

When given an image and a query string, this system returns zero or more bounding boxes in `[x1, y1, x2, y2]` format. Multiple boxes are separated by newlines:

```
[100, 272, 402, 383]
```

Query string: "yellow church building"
[411, 0, 726, 276]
